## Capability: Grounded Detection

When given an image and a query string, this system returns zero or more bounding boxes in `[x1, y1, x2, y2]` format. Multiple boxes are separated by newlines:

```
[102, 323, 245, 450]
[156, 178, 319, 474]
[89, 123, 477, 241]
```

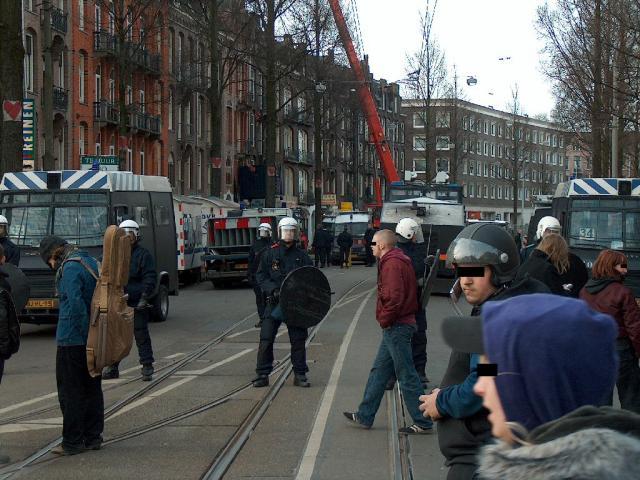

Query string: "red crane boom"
[328, 0, 400, 207]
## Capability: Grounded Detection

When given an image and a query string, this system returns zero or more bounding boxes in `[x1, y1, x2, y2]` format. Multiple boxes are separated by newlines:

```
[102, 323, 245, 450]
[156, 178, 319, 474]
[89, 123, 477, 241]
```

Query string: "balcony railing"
[94, 31, 161, 75]
[41, 7, 68, 33]
[132, 111, 161, 135]
[238, 90, 261, 110]
[284, 107, 312, 125]
[298, 191, 315, 205]
[284, 148, 313, 164]
[93, 101, 120, 124]
[173, 63, 206, 90]
[236, 140, 260, 155]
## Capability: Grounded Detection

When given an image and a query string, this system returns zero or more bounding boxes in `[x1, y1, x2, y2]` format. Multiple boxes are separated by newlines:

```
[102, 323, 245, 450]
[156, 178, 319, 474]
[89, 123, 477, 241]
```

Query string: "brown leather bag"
[85, 226, 134, 377]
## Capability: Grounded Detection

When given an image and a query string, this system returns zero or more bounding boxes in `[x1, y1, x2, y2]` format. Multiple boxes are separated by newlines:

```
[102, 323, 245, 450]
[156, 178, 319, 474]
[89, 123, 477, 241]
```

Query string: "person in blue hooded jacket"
[39, 235, 102, 456]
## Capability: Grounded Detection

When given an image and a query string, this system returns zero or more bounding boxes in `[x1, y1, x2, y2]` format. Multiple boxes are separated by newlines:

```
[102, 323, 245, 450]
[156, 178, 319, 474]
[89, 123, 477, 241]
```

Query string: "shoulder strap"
[62, 257, 99, 281]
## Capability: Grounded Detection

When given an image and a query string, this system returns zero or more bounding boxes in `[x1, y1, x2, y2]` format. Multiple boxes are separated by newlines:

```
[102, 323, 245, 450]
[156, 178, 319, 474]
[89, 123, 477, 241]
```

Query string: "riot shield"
[0, 263, 30, 312]
[280, 266, 331, 328]
[419, 249, 440, 310]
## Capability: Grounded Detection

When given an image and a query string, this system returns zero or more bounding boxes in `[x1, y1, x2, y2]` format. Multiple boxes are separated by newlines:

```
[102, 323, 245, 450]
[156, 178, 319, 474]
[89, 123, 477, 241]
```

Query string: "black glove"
[425, 255, 436, 268]
[136, 293, 152, 310]
[269, 288, 280, 304]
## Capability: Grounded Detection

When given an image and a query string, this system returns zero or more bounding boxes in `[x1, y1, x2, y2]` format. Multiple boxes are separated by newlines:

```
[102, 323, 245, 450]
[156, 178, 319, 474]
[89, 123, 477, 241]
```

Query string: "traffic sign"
[80, 155, 119, 171]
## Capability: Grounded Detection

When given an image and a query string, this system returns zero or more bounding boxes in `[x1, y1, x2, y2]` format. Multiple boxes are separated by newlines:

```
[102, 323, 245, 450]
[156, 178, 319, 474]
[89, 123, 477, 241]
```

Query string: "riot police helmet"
[536, 216, 561, 240]
[258, 222, 272, 238]
[278, 217, 298, 243]
[0, 215, 8, 238]
[446, 223, 520, 286]
[395, 218, 420, 242]
[119, 219, 141, 241]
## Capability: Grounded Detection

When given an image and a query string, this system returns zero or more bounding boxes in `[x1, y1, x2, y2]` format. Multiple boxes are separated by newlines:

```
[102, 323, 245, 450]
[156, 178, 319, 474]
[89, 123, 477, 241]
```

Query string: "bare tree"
[404, 0, 448, 180]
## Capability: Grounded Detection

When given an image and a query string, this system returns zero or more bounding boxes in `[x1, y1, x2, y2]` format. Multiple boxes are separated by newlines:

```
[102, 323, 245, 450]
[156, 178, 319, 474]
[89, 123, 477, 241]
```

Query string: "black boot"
[141, 364, 154, 381]
[102, 365, 119, 380]
[252, 375, 269, 388]
[293, 374, 310, 388]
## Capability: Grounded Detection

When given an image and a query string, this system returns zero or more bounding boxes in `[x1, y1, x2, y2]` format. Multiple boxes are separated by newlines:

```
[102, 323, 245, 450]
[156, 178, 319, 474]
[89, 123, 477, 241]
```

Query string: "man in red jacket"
[343, 230, 433, 434]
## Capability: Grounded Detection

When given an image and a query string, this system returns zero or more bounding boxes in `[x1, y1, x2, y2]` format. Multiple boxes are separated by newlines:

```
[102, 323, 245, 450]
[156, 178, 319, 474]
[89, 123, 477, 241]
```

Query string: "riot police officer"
[102, 220, 156, 381]
[0, 216, 20, 266]
[249, 223, 273, 328]
[391, 218, 429, 387]
[253, 217, 313, 388]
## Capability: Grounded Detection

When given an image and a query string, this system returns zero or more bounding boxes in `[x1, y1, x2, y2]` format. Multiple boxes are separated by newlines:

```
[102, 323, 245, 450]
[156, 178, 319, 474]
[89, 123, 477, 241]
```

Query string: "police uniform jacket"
[337, 231, 353, 249]
[248, 237, 272, 284]
[0, 238, 20, 266]
[126, 243, 157, 308]
[397, 240, 427, 281]
[312, 229, 332, 249]
[256, 240, 312, 297]
[0, 271, 19, 359]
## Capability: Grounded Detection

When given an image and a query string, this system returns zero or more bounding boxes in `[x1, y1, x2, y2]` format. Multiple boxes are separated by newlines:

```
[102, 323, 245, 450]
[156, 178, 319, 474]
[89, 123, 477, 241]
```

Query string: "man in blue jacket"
[103, 220, 157, 381]
[39, 235, 102, 456]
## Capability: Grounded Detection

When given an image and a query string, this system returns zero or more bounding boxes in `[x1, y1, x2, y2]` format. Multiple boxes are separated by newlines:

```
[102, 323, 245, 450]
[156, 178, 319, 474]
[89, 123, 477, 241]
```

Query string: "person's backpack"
[83, 226, 134, 377]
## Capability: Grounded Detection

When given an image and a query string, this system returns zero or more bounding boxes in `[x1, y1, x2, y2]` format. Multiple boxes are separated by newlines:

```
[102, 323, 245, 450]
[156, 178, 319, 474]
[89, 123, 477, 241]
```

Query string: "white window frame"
[79, 124, 86, 156]
[413, 112, 426, 128]
[140, 147, 145, 174]
[436, 136, 451, 151]
[79, 53, 86, 103]
[168, 90, 174, 130]
[78, 0, 85, 30]
[413, 135, 427, 151]
[139, 90, 145, 113]
[436, 158, 450, 173]
[24, 33, 34, 93]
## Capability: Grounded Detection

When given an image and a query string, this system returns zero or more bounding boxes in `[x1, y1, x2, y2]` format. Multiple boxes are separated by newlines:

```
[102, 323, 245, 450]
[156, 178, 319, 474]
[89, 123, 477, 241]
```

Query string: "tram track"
[0, 277, 372, 479]
[388, 386, 414, 480]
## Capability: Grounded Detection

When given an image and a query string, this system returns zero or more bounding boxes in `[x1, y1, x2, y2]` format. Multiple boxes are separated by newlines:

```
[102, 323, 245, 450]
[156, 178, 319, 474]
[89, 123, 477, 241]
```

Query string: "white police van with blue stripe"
[0, 170, 178, 324]
[553, 178, 640, 297]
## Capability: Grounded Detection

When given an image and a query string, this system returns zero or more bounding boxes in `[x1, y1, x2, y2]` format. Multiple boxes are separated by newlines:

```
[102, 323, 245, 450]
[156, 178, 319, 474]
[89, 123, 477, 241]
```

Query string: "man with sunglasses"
[420, 223, 548, 479]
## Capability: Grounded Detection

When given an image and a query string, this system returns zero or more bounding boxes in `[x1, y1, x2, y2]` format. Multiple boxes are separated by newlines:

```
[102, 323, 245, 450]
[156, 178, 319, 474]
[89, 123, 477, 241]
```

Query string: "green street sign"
[80, 155, 119, 171]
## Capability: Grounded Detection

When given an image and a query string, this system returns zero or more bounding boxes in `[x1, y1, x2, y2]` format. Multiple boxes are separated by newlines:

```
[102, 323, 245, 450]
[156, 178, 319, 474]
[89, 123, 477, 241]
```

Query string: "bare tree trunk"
[43, 0, 55, 170]
[0, 0, 25, 175]
[592, 0, 604, 177]
[263, 0, 277, 208]
[208, 0, 222, 196]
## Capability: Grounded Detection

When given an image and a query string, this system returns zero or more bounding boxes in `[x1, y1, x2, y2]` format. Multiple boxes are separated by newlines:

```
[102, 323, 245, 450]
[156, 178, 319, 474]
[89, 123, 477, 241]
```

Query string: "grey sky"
[354, 0, 555, 118]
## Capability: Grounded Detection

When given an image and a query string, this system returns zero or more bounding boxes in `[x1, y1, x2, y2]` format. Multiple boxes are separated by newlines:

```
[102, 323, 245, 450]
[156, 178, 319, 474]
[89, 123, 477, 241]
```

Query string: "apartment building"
[403, 99, 567, 226]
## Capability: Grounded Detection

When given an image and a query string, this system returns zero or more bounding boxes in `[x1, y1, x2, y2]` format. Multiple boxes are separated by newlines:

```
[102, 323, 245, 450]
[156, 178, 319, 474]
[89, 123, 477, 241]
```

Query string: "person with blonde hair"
[515, 233, 569, 295]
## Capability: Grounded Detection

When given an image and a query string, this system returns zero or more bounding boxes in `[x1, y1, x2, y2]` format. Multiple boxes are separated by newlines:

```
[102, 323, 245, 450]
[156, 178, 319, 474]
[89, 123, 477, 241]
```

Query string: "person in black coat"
[248, 223, 273, 328]
[515, 233, 569, 296]
[312, 224, 332, 268]
[0, 216, 20, 266]
[364, 224, 376, 267]
[0, 245, 19, 386]
[336, 226, 353, 268]
[103, 220, 157, 381]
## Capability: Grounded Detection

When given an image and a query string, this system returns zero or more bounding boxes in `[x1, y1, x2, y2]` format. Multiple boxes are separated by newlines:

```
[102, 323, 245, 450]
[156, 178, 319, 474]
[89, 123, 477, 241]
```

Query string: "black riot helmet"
[446, 223, 520, 286]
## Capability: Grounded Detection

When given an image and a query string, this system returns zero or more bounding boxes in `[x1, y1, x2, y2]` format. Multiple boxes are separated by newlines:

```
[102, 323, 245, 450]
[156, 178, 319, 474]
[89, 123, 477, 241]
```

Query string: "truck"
[552, 177, 640, 298]
[0, 170, 178, 323]
[204, 207, 292, 288]
[322, 211, 371, 264]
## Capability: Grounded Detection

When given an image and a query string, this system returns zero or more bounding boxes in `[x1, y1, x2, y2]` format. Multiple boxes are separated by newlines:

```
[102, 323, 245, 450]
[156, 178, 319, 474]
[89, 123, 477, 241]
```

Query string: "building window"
[483, 120, 488, 134]
[498, 124, 503, 137]
[413, 112, 426, 128]
[414, 159, 426, 172]
[498, 186, 503, 199]
[436, 136, 450, 150]
[95, 133, 101, 156]
[413, 135, 427, 151]
[476, 140, 481, 154]
[490, 185, 495, 199]
[79, 52, 87, 103]
[490, 123, 496, 136]
[95, 65, 101, 100]
[483, 162, 488, 177]
[108, 70, 115, 102]
[168, 90, 174, 130]
[463, 116, 469, 130]
[483, 141, 488, 156]
[483, 185, 488, 198]
[490, 143, 495, 157]
[552, 134, 558, 147]
[95, 4, 101, 31]
[490, 164, 495, 177]
[24, 33, 34, 93]
[197, 96, 202, 138]
[78, 0, 85, 30]
[436, 158, 449, 172]
[139, 90, 145, 112]
[79, 123, 87, 156]
[140, 146, 145, 174]
[197, 150, 203, 191]
[435, 111, 450, 128]
[468, 161, 474, 175]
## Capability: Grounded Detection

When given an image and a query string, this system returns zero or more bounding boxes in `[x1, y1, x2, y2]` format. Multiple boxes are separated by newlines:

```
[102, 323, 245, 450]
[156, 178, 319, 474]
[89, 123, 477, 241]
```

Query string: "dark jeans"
[340, 248, 351, 265]
[447, 464, 479, 480]
[56, 345, 104, 451]
[412, 308, 428, 377]
[315, 248, 329, 267]
[133, 309, 154, 366]
[365, 246, 375, 266]
[253, 285, 266, 320]
[256, 304, 309, 376]
[614, 337, 640, 413]
[357, 324, 432, 428]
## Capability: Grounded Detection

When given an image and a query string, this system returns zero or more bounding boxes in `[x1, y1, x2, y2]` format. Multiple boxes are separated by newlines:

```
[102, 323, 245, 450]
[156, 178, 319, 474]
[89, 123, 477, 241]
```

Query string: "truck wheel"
[150, 285, 169, 322]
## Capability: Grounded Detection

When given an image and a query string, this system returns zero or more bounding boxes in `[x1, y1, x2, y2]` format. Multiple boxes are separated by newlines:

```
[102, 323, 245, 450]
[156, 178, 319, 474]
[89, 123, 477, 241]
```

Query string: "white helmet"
[536, 216, 561, 240]
[119, 219, 141, 240]
[258, 222, 272, 238]
[0, 215, 8, 238]
[396, 218, 420, 241]
[0, 215, 8, 226]
[278, 217, 298, 242]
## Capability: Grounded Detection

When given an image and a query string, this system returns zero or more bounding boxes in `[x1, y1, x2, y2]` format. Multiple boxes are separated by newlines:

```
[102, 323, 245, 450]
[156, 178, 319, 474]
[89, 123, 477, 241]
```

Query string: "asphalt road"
[0, 266, 463, 479]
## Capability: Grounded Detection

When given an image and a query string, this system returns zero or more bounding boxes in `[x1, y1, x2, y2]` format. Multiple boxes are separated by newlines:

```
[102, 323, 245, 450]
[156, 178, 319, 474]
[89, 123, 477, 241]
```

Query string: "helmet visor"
[446, 237, 512, 269]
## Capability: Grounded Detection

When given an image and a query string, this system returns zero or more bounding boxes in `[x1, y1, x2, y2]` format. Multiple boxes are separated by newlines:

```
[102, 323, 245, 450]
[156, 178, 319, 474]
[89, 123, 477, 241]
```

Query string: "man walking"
[343, 229, 433, 434]
[337, 226, 353, 268]
[39, 236, 102, 455]
[103, 220, 156, 381]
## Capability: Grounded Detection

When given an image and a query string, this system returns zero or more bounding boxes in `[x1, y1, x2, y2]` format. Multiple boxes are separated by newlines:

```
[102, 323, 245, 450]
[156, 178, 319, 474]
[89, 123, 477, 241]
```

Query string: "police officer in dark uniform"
[364, 223, 376, 267]
[253, 217, 313, 388]
[312, 224, 332, 268]
[337, 226, 353, 268]
[0, 216, 20, 266]
[102, 220, 156, 381]
[248, 223, 273, 329]
[389, 218, 429, 388]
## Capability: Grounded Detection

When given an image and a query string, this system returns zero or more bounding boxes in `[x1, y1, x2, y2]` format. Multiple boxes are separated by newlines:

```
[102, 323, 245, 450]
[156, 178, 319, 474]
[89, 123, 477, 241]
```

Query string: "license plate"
[26, 299, 58, 309]
[234, 263, 248, 270]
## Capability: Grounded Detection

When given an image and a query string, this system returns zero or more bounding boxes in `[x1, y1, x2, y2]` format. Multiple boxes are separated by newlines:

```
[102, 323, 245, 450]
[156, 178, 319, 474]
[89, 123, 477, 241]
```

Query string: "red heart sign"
[3, 101, 22, 121]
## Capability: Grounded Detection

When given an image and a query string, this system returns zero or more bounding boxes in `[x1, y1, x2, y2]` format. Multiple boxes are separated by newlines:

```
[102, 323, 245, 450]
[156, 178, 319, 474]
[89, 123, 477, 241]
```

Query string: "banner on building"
[80, 155, 119, 171]
[211, 157, 222, 168]
[321, 194, 337, 206]
[22, 99, 35, 170]
[4, 101, 22, 121]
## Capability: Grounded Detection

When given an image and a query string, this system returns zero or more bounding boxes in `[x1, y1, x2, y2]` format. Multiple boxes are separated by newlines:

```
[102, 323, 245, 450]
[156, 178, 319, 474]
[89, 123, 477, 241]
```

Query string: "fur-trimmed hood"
[478, 406, 640, 480]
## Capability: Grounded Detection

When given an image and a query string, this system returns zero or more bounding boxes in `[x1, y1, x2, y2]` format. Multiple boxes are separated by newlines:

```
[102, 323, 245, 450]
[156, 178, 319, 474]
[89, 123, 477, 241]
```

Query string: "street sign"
[80, 155, 119, 171]
[321, 194, 337, 206]
[22, 99, 35, 169]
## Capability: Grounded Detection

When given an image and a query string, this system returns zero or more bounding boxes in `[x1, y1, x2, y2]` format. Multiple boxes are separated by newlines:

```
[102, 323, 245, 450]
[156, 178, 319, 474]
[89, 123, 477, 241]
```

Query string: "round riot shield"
[280, 266, 331, 329]
[0, 263, 30, 312]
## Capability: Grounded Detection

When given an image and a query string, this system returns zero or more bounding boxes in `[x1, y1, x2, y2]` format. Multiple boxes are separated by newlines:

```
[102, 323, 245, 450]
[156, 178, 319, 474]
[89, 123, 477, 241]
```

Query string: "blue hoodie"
[55, 250, 98, 346]
[482, 294, 619, 430]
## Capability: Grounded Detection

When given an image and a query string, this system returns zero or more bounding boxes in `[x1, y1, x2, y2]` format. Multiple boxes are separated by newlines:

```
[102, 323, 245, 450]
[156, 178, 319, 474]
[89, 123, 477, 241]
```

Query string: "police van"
[552, 178, 640, 297]
[322, 211, 371, 264]
[0, 170, 178, 323]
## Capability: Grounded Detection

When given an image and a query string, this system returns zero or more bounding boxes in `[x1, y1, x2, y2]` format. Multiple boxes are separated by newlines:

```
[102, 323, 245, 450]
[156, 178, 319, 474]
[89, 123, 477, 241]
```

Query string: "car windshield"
[0, 192, 108, 247]
[569, 209, 640, 251]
